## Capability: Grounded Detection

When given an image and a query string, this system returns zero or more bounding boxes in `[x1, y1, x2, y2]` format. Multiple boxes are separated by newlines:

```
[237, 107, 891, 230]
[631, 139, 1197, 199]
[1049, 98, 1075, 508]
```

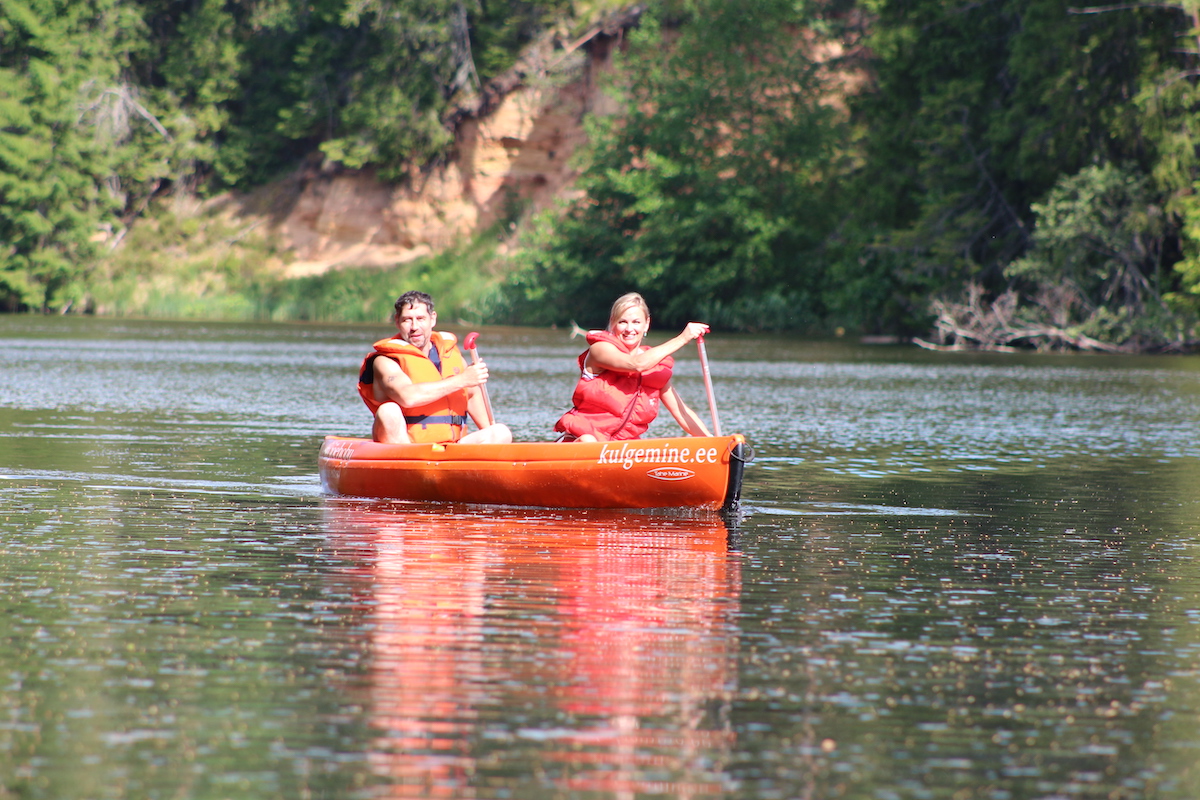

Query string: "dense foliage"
[3, 0, 1200, 349]
[499, 0, 1200, 347]
[497, 0, 859, 331]
[0, 0, 570, 312]
[847, 0, 1200, 349]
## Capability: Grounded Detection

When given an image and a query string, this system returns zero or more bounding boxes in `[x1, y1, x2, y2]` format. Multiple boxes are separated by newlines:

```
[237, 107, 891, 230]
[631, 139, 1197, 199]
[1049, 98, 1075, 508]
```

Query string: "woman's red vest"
[554, 330, 674, 441]
[358, 332, 470, 443]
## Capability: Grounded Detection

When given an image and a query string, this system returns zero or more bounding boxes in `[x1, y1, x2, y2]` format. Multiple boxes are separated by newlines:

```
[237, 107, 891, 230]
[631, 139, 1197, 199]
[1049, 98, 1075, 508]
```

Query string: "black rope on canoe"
[730, 442, 755, 464]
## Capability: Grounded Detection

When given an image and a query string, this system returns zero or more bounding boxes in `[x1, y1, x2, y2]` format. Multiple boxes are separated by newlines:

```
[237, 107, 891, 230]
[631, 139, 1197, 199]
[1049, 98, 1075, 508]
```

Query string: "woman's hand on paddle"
[590, 321, 711, 374]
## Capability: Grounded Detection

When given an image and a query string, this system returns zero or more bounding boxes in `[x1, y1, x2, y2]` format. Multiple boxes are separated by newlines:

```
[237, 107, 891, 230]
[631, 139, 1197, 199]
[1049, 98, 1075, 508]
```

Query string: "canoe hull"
[319, 434, 747, 511]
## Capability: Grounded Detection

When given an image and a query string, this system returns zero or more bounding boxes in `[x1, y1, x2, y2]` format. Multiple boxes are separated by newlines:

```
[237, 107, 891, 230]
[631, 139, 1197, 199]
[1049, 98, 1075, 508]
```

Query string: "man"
[358, 291, 512, 444]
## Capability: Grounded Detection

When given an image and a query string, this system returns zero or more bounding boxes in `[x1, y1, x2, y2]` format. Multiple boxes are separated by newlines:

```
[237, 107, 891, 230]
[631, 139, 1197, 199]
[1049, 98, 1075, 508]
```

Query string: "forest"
[3, 0, 1200, 351]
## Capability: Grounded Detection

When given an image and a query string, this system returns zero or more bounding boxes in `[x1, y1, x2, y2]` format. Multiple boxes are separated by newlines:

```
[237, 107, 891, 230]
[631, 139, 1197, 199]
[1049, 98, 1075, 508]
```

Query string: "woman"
[555, 292, 713, 442]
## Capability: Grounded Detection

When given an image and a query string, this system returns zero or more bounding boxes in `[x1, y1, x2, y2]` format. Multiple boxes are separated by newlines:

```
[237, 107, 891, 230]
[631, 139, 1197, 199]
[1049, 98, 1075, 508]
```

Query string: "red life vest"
[554, 330, 674, 441]
[358, 332, 470, 443]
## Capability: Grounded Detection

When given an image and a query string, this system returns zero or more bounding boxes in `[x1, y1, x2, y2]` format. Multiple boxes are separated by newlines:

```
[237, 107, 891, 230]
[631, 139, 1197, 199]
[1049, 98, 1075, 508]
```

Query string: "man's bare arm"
[373, 356, 488, 409]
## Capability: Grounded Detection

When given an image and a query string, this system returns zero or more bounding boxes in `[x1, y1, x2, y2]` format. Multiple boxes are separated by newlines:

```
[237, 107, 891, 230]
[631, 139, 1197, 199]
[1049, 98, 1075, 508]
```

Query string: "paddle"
[697, 336, 722, 436]
[463, 331, 495, 426]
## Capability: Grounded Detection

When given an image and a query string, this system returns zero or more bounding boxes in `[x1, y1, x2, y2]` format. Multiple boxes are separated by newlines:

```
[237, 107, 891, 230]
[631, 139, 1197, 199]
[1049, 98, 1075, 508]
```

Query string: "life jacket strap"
[404, 414, 468, 428]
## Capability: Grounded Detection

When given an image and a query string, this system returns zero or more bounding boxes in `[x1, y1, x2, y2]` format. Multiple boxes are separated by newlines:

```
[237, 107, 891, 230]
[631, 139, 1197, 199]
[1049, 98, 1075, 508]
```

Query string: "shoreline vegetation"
[82, 196, 512, 327]
[3, 0, 1200, 353]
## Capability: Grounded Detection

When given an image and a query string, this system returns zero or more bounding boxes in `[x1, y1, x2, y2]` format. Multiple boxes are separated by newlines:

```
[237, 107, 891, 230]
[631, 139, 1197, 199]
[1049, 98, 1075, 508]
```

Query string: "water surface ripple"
[1, 316, 1198, 799]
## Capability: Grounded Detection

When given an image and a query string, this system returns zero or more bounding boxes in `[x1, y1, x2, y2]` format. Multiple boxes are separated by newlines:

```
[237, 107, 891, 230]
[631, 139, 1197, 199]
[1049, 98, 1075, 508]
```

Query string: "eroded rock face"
[274, 36, 621, 278]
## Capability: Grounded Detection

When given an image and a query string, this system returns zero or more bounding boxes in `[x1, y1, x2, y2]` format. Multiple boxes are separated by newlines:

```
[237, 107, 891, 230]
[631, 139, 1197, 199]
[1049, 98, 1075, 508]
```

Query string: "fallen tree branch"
[920, 282, 1192, 353]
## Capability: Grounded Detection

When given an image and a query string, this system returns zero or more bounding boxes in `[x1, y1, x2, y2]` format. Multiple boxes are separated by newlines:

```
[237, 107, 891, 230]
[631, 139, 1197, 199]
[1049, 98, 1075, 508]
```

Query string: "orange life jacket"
[358, 332, 470, 443]
[554, 330, 674, 442]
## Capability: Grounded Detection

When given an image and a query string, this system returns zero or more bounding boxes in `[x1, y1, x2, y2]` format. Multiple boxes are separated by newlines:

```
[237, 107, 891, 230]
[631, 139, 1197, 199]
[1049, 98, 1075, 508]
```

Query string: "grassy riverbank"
[87, 198, 507, 325]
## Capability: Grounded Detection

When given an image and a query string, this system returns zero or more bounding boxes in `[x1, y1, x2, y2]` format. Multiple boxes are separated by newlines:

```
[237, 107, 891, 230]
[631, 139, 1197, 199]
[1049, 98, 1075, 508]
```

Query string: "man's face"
[396, 302, 436, 351]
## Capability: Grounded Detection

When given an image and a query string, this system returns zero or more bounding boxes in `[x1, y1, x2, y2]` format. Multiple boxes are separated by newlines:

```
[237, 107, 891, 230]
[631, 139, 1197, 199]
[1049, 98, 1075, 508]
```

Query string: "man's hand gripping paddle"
[463, 332, 495, 427]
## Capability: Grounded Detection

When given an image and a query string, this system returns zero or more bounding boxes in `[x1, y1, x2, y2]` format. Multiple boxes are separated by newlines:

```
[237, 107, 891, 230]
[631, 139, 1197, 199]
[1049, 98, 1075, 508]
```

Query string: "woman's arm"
[586, 322, 710, 373]
[661, 384, 711, 437]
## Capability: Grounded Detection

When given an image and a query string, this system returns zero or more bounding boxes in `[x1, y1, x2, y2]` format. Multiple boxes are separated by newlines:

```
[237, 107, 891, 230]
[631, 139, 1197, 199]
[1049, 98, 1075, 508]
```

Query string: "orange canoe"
[319, 434, 748, 512]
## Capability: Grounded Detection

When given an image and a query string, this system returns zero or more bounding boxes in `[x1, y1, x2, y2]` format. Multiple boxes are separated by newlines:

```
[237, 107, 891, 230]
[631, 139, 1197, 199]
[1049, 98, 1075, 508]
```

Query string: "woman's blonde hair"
[607, 292, 651, 331]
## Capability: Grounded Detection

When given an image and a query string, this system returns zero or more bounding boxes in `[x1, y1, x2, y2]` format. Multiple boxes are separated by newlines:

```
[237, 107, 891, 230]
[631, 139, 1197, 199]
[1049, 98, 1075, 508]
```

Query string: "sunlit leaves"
[850, 0, 1177, 287]
[1006, 163, 1166, 324]
[0, 0, 211, 311]
[498, 0, 856, 330]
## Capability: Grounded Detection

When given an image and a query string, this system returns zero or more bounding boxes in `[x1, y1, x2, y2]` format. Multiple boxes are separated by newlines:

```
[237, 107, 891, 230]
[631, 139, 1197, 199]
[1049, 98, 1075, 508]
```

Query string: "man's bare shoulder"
[373, 355, 410, 381]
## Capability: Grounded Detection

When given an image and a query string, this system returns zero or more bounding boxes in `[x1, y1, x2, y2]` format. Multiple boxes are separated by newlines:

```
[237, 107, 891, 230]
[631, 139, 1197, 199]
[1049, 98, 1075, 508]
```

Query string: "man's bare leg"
[458, 423, 513, 445]
[373, 403, 413, 444]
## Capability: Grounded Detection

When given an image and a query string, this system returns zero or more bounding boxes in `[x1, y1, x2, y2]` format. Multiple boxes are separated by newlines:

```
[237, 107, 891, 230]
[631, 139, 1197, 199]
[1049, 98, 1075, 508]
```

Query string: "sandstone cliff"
[239, 12, 639, 278]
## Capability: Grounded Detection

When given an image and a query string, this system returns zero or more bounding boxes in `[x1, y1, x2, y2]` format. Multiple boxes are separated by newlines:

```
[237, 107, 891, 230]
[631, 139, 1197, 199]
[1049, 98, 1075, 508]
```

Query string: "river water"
[1, 315, 1199, 799]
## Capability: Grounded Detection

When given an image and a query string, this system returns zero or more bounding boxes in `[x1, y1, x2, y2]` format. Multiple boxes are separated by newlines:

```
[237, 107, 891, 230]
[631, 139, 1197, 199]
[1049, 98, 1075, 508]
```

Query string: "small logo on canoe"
[322, 442, 358, 462]
[647, 467, 695, 482]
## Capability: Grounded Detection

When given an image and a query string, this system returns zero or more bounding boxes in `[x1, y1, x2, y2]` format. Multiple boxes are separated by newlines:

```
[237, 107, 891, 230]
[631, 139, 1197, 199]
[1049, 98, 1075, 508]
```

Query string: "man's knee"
[460, 423, 512, 445]
[373, 403, 410, 443]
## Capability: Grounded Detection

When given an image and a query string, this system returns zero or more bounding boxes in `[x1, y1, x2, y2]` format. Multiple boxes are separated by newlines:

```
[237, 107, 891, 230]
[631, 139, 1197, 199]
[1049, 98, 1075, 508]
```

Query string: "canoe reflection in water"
[323, 499, 743, 799]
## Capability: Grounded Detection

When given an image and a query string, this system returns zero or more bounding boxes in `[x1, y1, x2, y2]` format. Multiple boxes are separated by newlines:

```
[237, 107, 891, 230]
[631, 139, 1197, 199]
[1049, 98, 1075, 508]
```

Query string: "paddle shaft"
[463, 332, 495, 427]
[697, 336, 722, 436]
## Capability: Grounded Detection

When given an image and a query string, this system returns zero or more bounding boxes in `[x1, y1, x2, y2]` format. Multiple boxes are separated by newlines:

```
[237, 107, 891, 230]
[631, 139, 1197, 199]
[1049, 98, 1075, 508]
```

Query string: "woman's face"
[611, 306, 649, 349]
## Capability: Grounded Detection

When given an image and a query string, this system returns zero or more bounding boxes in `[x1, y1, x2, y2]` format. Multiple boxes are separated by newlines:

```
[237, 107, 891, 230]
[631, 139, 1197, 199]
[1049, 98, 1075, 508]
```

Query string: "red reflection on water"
[324, 501, 742, 799]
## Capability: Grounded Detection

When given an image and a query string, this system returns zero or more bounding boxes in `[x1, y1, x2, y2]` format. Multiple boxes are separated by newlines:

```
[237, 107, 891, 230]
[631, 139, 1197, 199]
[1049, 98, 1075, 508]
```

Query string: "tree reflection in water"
[323, 500, 742, 799]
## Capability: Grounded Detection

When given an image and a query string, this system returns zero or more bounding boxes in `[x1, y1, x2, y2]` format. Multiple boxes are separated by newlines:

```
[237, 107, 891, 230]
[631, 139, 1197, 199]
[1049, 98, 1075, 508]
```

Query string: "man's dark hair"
[394, 290, 435, 319]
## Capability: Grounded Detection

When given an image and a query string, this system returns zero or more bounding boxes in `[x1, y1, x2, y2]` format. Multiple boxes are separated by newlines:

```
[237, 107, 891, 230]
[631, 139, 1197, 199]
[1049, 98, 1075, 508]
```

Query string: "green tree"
[926, 164, 1197, 350]
[208, 0, 354, 185]
[1008, 165, 1164, 304]
[499, 0, 857, 330]
[192, 0, 574, 186]
[1124, 1, 1200, 317]
[847, 0, 1178, 314]
[0, 0, 211, 312]
[312, 0, 464, 177]
[1, 0, 142, 310]
[1003, 164, 1191, 348]
[313, 0, 573, 179]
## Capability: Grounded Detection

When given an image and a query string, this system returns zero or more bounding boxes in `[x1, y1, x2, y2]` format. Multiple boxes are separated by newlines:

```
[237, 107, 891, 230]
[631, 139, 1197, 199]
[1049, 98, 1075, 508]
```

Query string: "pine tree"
[0, 0, 189, 311]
